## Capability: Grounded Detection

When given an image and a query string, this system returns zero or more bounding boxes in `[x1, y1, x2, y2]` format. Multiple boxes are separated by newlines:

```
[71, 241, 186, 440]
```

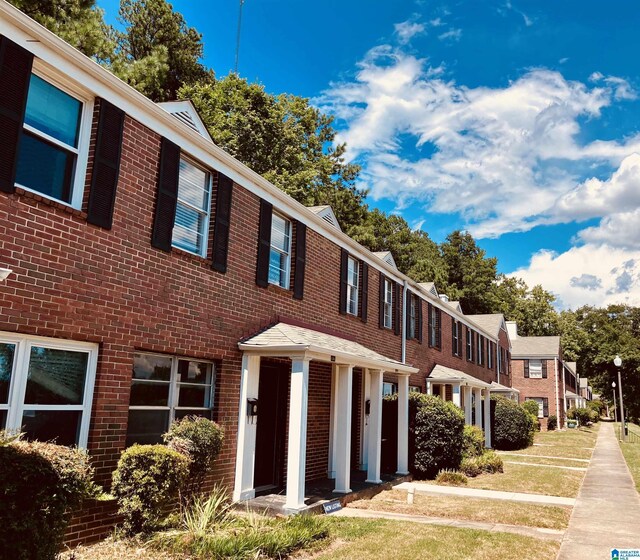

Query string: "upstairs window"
[127, 353, 215, 446]
[428, 304, 441, 349]
[488, 342, 494, 369]
[172, 157, 212, 256]
[477, 335, 484, 366]
[269, 213, 292, 288]
[346, 256, 359, 315]
[528, 359, 543, 378]
[383, 278, 393, 329]
[452, 321, 462, 357]
[409, 296, 417, 339]
[466, 328, 473, 362]
[15, 73, 90, 208]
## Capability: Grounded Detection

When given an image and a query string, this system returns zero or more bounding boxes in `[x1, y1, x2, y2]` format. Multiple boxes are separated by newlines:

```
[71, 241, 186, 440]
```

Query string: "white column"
[474, 388, 482, 427]
[284, 356, 310, 513]
[464, 386, 472, 425]
[397, 374, 409, 475]
[233, 354, 261, 502]
[426, 380, 433, 395]
[327, 364, 338, 479]
[366, 369, 383, 483]
[452, 383, 462, 408]
[484, 389, 492, 448]
[334, 364, 353, 493]
[360, 368, 371, 470]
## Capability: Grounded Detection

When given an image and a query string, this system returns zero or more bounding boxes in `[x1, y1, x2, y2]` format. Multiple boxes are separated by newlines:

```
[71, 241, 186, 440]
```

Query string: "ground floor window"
[382, 382, 398, 396]
[127, 352, 216, 446]
[0, 332, 98, 447]
[530, 397, 548, 418]
[409, 385, 421, 393]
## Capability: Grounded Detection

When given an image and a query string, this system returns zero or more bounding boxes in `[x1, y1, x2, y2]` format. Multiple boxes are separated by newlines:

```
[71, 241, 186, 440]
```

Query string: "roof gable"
[307, 205, 342, 231]
[158, 100, 212, 140]
[373, 251, 397, 269]
[418, 282, 439, 297]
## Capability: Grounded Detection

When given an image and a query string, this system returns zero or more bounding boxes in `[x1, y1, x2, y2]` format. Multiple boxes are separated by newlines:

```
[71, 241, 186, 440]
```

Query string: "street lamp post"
[614, 355, 626, 443]
[612, 381, 618, 427]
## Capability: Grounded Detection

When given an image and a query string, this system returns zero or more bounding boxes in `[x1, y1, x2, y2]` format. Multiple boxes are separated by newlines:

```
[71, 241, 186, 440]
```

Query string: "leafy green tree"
[114, 0, 211, 101]
[181, 74, 366, 229]
[7, 0, 114, 60]
[439, 231, 498, 314]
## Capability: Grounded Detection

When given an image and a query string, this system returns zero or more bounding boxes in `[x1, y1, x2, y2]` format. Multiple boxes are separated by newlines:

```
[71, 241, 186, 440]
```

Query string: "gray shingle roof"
[467, 314, 505, 338]
[510, 336, 561, 357]
[427, 364, 491, 388]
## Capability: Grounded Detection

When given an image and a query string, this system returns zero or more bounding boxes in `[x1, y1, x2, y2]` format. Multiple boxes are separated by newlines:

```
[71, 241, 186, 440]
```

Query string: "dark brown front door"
[254, 361, 289, 493]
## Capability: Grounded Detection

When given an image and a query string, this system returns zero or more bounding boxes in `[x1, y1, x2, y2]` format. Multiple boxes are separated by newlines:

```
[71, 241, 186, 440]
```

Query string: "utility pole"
[234, 0, 245, 74]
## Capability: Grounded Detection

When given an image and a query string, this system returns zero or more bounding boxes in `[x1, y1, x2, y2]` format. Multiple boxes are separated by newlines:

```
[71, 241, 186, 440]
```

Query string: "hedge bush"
[462, 425, 485, 458]
[547, 415, 558, 431]
[569, 407, 592, 426]
[411, 393, 465, 478]
[164, 416, 224, 498]
[435, 469, 468, 486]
[0, 437, 98, 560]
[459, 450, 504, 477]
[112, 444, 190, 534]
[492, 397, 534, 450]
[522, 400, 540, 417]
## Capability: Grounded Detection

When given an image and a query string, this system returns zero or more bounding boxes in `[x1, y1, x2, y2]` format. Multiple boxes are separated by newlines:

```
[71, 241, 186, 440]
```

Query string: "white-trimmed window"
[15, 69, 92, 209]
[346, 256, 359, 315]
[127, 353, 215, 446]
[383, 382, 398, 396]
[383, 278, 393, 329]
[268, 213, 292, 288]
[172, 157, 212, 256]
[488, 342, 493, 369]
[466, 329, 473, 361]
[477, 335, 484, 365]
[0, 332, 98, 447]
[409, 385, 421, 393]
[529, 359, 543, 378]
[531, 397, 545, 418]
[409, 296, 417, 339]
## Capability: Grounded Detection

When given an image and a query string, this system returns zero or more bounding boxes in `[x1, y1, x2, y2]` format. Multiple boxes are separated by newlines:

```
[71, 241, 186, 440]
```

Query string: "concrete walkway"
[395, 481, 575, 506]
[558, 423, 640, 559]
[335, 507, 564, 542]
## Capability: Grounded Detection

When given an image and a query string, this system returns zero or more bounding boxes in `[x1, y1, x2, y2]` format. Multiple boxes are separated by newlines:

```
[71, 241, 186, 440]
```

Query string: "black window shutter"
[524, 360, 530, 378]
[542, 360, 548, 378]
[360, 261, 368, 322]
[87, 99, 125, 229]
[452, 321, 457, 356]
[405, 293, 412, 339]
[292, 221, 306, 299]
[543, 398, 549, 417]
[427, 303, 433, 346]
[459, 328, 463, 357]
[0, 36, 33, 194]
[256, 199, 273, 287]
[211, 172, 233, 273]
[339, 248, 348, 314]
[151, 137, 180, 251]
[436, 308, 441, 348]
[378, 272, 385, 329]
[417, 298, 423, 343]
[394, 283, 402, 335]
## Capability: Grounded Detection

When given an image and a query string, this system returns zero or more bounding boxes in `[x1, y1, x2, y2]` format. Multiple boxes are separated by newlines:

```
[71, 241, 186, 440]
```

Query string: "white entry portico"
[233, 323, 418, 514]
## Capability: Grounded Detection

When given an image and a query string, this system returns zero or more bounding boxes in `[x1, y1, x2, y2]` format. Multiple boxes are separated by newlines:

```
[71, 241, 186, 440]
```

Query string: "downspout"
[401, 280, 408, 363]
[554, 358, 561, 425]
[497, 348, 501, 385]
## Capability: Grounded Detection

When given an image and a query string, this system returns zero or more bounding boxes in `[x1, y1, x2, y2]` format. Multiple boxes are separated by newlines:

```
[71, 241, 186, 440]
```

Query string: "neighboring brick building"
[0, 2, 513, 542]
[507, 322, 566, 430]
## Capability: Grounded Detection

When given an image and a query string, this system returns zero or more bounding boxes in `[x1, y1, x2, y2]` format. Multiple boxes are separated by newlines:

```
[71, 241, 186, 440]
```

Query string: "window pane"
[0, 343, 16, 403]
[126, 409, 169, 446]
[347, 258, 358, 286]
[133, 354, 171, 381]
[177, 360, 212, 384]
[178, 385, 211, 408]
[173, 202, 205, 254]
[269, 249, 288, 287]
[175, 409, 212, 421]
[271, 215, 290, 252]
[130, 380, 170, 406]
[178, 159, 209, 210]
[24, 347, 88, 405]
[16, 132, 75, 202]
[0, 410, 6, 429]
[24, 74, 81, 147]
[21, 410, 81, 446]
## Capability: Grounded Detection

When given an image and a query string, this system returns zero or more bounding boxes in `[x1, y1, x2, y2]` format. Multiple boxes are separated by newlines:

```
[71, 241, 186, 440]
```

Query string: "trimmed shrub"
[462, 425, 485, 458]
[411, 394, 466, 478]
[164, 416, 224, 498]
[492, 397, 534, 450]
[588, 409, 599, 423]
[112, 444, 190, 534]
[522, 400, 540, 417]
[459, 456, 483, 477]
[572, 407, 592, 426]
[547, 415, 558, 431]
[435, 469, 468, 486]
[0, 439, 98, 560]
[479, 450, 504, 474]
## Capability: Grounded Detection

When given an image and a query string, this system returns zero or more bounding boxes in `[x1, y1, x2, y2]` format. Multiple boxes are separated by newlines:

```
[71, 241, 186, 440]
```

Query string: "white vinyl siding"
[268, 213, 292, 288]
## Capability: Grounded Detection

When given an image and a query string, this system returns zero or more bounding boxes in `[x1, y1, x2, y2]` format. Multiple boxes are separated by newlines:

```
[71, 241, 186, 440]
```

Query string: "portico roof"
[239, 322, 418, 374]
[565, 390, 580, 399]
[490, 381, 520, 393]
[427, 364, 492, 389]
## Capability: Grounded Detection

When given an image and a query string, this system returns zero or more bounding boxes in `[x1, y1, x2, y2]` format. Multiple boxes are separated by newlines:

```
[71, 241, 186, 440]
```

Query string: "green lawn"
[617, 422, 640, 492]
[534, 424, 599, 448]
[501, 444, 593, 460]
[498, 453, 589, 469]
[348, 489, 571, 529]
[301, 517, 559, 560]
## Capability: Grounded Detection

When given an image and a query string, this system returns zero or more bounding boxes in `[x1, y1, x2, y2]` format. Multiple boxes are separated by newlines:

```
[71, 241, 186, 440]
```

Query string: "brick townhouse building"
[0, 0, 513, 539]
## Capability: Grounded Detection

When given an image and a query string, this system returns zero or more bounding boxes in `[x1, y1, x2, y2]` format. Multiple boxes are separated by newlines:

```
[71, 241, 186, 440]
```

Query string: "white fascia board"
[0, 2, 499, 344]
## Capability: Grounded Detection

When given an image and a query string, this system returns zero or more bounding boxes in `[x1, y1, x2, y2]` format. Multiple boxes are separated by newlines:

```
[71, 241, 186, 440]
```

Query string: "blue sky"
[99, 0, 640, 309]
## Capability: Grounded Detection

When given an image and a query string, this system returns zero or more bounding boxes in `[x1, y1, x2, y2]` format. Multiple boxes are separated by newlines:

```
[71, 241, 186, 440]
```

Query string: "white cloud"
[316, 45, 639, 239]
[394, 20, 425, 44]
[438, 28, 462, 41]
[511, 245, 640, 309]
[578, 208, 640, 249]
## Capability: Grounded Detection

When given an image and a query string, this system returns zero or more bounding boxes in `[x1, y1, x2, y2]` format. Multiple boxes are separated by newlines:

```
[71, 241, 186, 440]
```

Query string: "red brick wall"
[511, 358, 565, 429]
[64, 499, 122, 548]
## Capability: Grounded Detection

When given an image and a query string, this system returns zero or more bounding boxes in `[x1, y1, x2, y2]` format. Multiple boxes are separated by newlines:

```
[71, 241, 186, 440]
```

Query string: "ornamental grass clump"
[0, 435, 99, 560]
[435, 469, 468, 486]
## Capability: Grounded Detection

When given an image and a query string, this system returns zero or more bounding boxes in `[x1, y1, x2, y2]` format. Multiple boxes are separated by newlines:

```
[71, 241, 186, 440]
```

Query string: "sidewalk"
[557, 422, 640, 559]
